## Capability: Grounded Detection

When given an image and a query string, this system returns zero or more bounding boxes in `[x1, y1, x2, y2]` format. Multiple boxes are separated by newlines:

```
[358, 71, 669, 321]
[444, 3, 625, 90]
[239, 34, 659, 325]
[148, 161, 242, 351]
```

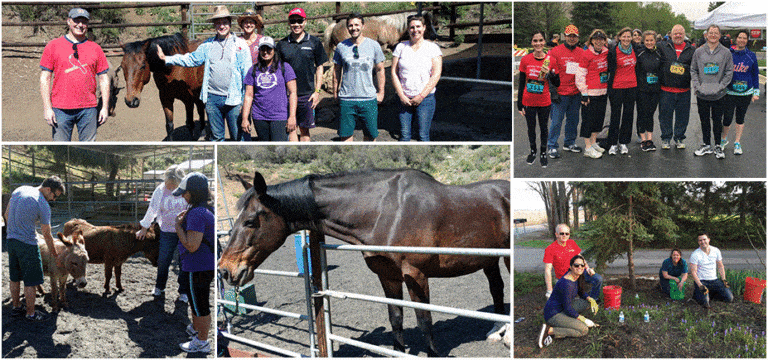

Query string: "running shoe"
[25, 310, 48, 322]
[11, 305, 26, 317]
[694, 144, 713, 156]
[640, 141, 648, 152]
[714, 145, 725, 159]
[661, 140, 671, 149]
[178, 293, 189, 304]
[548, 148, 561, 159]
[152, 287, 164, 297]
[675, 140, 686, 149]
[563, 144, 583, 153]
[186, 324, 198, 338]
[619, 144, 629, 155]
[592, 143, 606, 153]
[540, 153, 548, 168]
[538, 324, 553, 348]
[734, 142, 743, 155]
[608, 145, 618, 155]
[720, 139, 729, 149]
[180, 337, 210, 353]
[584, 147, 603, 159]
[646, 141, 657, 151]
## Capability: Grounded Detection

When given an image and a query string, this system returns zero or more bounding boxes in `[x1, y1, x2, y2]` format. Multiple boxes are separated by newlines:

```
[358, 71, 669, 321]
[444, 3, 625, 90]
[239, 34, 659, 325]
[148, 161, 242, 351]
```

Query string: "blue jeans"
[51, 107, 98, 141]
[693, 279, 733, 307]
[206, 94, 242, 141]
[156, 231, 189, 295]
[658, 90, 691, 142]
[548, 94, 581, 149]
[399, 93, 436, 142]
[584, 272, 603, 300]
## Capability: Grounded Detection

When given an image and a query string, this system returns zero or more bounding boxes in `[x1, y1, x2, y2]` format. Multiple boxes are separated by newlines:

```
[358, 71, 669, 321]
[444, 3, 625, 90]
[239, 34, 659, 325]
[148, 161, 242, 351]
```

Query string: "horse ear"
[58, 232, 73, 246]
[253, 171, 267, 196]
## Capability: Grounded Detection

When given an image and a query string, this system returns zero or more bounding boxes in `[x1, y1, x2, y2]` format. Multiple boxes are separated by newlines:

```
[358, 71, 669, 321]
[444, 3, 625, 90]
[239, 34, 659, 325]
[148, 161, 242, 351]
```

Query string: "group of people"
[5, 169, 216, 354]
[537, 224, 734, 348]
[518, 23, 760, 167]
[41, 6, 442, 142]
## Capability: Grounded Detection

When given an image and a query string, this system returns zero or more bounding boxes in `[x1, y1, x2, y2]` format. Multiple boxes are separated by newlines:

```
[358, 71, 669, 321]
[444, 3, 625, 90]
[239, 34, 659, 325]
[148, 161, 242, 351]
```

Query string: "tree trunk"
[571, 188, 579, 230]
[628, 195, 636, 291]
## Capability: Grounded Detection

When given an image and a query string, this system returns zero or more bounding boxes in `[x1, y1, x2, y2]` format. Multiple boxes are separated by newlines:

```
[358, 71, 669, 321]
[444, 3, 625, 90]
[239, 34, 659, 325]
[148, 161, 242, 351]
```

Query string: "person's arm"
[333, 63, 342, 101]
[690, 51, 700, 93]
[720, 54, 734, 93]
[391, 56, 411, 106]
[517, 70, 527, 115]
[309, 64, 324, 109]
[286, 79, 298, 140]
[175, 210, 203, 253]
[157, 43, 207, 67]
[412, 55, 442, 106]
[374, 61, 385, 104]
[689, 263, 703, 288]
[40, 224, 57, 258]
[40, 71, 56, 126]
[750, 52, 760, 100]
[97, 72, 110, 125]
[544, 262, 554, 295]
[716, 259, 726, 281]
[241, 85, 254, 134]
[137, 185, 163, 239]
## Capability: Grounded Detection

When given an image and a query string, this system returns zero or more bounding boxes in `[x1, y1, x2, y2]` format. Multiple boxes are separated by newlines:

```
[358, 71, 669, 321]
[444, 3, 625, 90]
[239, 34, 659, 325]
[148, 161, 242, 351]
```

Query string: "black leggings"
[607, 88, 636, 145]
[722, 94, 752, 126]
[636, 91, 659, 134]
[525, 106, 550, 151]
[254, 119, 289, 141]
[186, 270, 214, 317]
[697, 97, 725, 146]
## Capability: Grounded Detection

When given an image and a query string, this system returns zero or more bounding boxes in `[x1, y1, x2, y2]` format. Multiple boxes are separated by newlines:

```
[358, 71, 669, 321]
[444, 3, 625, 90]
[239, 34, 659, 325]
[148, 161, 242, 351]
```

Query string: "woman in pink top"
[391, 15, 443, 142]
[576, 29, 609, 159]
[238, 9, 264, 65]
[137, 165, 190, 302]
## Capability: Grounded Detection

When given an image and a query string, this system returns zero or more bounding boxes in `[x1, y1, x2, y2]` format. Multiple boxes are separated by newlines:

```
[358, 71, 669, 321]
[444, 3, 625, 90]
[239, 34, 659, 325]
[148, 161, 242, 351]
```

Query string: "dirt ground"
[514, 277, 767, 358]
[1, 249, 215, 358]
[216, 171, 512, 357]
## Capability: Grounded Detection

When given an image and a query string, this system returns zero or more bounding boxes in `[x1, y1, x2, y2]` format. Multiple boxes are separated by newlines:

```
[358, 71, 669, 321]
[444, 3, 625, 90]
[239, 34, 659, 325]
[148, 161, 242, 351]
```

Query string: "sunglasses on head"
[572, 263, 586, 268]
[352, 45, 359, 59]
[72, 43, 79, 60]
[289, 17, 304, 25]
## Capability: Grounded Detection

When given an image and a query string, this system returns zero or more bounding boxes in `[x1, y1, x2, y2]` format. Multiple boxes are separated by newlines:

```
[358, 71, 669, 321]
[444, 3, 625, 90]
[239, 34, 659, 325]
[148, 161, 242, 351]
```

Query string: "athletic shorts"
[7, 239, 45, 287]
[296, 94, 316, 129]
[338, 99, 378, 138]
[186, 270, 214, 317]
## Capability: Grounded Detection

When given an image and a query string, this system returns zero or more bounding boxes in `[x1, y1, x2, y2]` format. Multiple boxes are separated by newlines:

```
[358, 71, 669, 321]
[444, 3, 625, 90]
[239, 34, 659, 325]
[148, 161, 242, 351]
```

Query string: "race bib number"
[704, 62, 720, 75]
[670, 62, 685, 75]
[646, 73, 658, 84]
[599, 71, 609, 84]
[526, 79, 545, 94]
[732, 80, 748, 92]
[565, 61, 579, 75]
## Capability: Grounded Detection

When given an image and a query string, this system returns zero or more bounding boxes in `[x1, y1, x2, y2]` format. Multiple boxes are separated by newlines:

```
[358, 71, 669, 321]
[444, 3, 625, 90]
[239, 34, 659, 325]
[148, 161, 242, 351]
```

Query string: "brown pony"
[121, 33, 205, 141]
[218, 169, 510, 356]
[62, 219, 160, 293]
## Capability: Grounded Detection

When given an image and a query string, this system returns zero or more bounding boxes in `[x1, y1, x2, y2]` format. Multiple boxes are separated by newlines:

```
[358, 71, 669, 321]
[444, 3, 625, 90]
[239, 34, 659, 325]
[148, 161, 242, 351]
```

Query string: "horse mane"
[126, 32, 188, 73]
[238, 176, 322, 223]
[314, 168, 436, 182]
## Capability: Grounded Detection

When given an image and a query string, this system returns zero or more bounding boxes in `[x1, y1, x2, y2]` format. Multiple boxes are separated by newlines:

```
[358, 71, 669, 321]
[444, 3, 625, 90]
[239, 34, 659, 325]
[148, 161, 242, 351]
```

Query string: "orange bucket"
[603, 285, 622, 309]
[744, 277, 766, 304]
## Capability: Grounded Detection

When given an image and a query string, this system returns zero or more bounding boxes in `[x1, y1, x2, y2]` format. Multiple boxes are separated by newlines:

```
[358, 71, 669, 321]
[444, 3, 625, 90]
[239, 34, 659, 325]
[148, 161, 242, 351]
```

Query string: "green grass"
[514, 271, 546, 295]
[517, 239, 551, 248]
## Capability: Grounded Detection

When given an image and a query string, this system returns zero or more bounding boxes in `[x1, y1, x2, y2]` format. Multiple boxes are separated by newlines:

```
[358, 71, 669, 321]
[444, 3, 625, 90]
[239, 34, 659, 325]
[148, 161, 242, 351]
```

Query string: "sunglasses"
[289, 18, 304, 25]
[352, 45, 359, 59]
[572, 263, 586, 268]
[559, 232, 570, 236]
[72, 43, 79, 60]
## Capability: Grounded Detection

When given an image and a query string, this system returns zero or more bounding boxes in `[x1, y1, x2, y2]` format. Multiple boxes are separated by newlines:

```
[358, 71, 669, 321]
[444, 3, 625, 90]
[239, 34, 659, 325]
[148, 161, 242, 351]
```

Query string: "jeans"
[607, 88, 636, 145]
[658, 90, 691, 142]
[548, 94, 581, 149]
[399, 93, 436, 142]
[156, 231, 189, 295]
[524, 106, 550, 151]
[546, 298, 590, 338]
[697, 97, 725, 146]
[693, 279, 734, 307]
[51, 107, 98, 141]
[636, 91, 659, 134]
[206, 94, 242, 141]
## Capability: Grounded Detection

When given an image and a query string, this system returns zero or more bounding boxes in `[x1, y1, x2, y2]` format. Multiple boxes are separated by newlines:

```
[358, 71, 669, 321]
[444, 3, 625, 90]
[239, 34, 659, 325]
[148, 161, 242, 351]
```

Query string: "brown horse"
[323, 12, 437, 59]
[62, 219, 160, 293]
[218, 169, 510, 356]
[121, 33, 205, 141]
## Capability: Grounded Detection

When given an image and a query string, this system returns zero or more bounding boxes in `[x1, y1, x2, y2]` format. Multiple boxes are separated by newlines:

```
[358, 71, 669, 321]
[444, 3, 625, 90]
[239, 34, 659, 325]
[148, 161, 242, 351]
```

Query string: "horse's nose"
[125, 97, 140, 108]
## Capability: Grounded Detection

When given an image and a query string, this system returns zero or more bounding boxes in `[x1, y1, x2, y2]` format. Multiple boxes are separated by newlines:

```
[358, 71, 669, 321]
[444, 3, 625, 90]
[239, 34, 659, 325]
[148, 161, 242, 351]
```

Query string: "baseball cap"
[258, 36, 276, 49]
[172, 172, 209, 197]
[288, 8, 307, 19]
[68, 8, 90, 20]
[564, 25, 579, 36]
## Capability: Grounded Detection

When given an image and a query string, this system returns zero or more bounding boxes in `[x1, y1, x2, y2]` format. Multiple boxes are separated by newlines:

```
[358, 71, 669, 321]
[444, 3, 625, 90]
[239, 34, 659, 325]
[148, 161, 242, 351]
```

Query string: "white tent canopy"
[693, 2, 766, 30]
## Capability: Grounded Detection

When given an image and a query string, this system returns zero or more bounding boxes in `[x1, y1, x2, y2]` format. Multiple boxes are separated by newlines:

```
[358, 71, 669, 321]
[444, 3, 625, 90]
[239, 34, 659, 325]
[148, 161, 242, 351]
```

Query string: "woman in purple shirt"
[174, 172, 215, 353]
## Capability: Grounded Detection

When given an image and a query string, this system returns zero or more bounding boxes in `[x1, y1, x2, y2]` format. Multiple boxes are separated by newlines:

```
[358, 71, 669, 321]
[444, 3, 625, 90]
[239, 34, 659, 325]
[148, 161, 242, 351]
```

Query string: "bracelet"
[315, 89, 321, 93]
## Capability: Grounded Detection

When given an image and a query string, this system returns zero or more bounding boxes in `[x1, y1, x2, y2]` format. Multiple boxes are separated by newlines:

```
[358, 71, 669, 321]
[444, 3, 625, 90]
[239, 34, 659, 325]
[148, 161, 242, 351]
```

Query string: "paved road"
[513, 81, 767, 178]
[514, 246, 766, 275]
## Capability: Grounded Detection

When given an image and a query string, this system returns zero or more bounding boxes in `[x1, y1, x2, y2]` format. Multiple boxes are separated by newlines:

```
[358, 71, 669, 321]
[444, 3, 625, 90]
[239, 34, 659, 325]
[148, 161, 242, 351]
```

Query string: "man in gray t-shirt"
[333, 13, 385, 142]
[5, 176, 65, 321]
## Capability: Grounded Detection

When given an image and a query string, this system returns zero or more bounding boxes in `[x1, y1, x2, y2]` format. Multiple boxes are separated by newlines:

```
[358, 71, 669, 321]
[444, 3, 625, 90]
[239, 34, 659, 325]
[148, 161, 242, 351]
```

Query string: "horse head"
[57, 231, 89, 289]
[120, 40, 152, 108]
[141, 223, 161, 267]
[218, 171, 293, 287]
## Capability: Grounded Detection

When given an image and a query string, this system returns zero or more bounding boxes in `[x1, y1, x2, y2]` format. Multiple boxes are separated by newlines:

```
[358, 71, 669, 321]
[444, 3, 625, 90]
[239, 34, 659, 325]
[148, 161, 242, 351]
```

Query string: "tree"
[513, 2, 569, 47]
[529, 182, 572, 237]
[575, 182, 679, 290]
[571, 2, 619, 41]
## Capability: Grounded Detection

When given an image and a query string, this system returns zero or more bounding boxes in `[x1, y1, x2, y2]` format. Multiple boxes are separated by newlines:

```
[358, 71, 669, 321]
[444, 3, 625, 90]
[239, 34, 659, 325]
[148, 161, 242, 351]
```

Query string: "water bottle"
[619, 311, 625, 323]
[644, 311, 650, 323]
[635, 293, 639, 300]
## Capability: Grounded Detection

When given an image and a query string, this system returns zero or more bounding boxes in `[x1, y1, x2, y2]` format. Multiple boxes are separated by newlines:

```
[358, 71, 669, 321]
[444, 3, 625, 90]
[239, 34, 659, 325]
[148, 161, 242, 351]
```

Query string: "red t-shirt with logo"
[549, 44, 584, 96]
[543, 238, 581, 279]
[579, 47, 609, 92]
[612, 47, 637, 89]
[519, 53, 551, 107]
[40, 36, 109, 109]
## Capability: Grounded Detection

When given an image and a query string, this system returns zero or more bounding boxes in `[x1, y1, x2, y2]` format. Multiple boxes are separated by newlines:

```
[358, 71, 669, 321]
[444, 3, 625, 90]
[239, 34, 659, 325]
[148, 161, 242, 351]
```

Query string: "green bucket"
[669, 279, 685, 300]
[222, 283, 257, 315]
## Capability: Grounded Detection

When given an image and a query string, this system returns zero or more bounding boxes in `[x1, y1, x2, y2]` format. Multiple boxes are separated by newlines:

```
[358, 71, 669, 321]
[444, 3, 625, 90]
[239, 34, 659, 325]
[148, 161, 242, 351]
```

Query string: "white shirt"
[393, 40, 442, 97]
[139, 183, 188, 233]
[689, 246, 722, 281]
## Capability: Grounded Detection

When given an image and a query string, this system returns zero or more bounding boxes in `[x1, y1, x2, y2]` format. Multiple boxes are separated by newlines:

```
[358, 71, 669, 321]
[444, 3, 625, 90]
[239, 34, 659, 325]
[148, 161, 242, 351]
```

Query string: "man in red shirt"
[543, 224, 602, 300]
[546, 25, 584, 158]
[40, 8, 110, 141]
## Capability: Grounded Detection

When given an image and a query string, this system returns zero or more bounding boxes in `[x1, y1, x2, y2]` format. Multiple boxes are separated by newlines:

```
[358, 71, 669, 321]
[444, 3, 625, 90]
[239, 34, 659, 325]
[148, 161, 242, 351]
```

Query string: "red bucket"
[603, 285, 622, 309]
[744, 277, 766, 304]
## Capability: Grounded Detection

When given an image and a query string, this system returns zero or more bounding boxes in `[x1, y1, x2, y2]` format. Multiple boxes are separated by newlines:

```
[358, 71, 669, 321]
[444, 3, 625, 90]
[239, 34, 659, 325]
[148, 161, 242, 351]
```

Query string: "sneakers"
[583, 147, 603, 159]
[608, 145, 618, 155]
[538, 324, 553, 348]
[675, 140, 686, 149]
[645, 141, 657, 151]
[178, 293, 189, 304]
[548, 148, 561, 159]
[714, 145, 725, 159]
[734, 142, 743, 155]
[720, 139, 729, 149]
[526, 150, 536, 165]
[540, 152, 548, 168]
[11, 305, 26, 317]
[186, 324, 199, 338]
[180, 336, 210, 353]
[563, 144, 583, 153]
[694, 144, 713, 156]
[25, 310, 48, 322]
[592, 143, 605, 153]
[619, 144, 629, 155]
[152, 287, 164, 297]
[661, 140, 671, 150]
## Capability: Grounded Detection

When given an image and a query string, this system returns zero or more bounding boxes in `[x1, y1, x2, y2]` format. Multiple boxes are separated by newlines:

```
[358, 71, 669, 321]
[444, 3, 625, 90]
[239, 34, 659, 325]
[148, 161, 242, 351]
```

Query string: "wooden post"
[450, 5, 456, 41]
[309, 230, 328, 357]
[180, 4, 188, 36]
[336, 2, 341, 16]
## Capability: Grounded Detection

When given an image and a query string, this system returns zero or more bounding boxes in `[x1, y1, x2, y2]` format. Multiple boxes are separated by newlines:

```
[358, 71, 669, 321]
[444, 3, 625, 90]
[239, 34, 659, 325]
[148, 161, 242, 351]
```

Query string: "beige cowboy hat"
[208, 5, 233, 23]
[238, 9, 264, 29]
